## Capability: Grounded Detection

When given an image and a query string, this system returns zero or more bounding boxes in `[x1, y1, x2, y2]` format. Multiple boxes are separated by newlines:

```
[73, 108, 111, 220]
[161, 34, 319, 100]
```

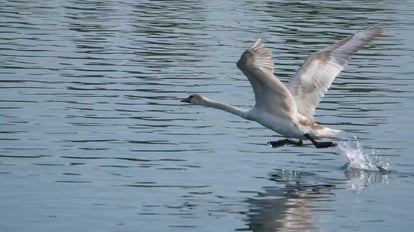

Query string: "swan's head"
[181, 93, 208, 105]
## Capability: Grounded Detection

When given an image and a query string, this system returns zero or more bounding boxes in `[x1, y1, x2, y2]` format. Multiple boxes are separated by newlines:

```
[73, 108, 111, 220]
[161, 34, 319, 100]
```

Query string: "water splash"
[337, 137, 390, 172]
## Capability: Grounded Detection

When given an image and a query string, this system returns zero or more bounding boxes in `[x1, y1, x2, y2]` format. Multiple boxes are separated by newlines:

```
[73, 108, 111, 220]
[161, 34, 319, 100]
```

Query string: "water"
[338, 137, 391, 172]
[1, 0, 414, 231]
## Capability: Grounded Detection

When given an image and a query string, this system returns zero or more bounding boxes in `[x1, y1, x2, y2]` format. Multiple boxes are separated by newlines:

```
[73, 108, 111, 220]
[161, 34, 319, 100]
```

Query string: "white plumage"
[182, 26, 384, 148]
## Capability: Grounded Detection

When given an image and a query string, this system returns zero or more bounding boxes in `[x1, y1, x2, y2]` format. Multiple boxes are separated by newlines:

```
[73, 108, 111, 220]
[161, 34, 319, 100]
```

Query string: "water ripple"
[1, 0, 414, 231]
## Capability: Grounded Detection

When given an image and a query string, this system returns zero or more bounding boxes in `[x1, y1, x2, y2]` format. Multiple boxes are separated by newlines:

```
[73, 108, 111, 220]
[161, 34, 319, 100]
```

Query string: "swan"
[181, 26, 384, 148]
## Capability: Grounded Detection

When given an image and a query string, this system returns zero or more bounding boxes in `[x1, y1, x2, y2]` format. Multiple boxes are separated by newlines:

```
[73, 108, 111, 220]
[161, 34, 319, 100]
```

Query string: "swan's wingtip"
[249, 38, 263, 49]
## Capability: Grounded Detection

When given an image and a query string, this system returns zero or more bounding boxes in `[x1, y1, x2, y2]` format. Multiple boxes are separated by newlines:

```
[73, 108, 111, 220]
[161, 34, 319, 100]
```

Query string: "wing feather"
[237, 39, 297, 118]
[288, 26, 384, 119]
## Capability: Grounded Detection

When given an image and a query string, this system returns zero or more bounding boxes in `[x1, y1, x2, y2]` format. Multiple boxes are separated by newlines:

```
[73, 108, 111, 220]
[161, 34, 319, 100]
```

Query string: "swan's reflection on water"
[243, 167, 390, 231]
[244, 169, 335, 232]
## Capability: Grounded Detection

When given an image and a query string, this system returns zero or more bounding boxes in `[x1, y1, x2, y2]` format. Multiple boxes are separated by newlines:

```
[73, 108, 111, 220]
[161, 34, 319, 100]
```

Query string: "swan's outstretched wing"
[237, 38, 297, 118]
[288, 26, 384, 120]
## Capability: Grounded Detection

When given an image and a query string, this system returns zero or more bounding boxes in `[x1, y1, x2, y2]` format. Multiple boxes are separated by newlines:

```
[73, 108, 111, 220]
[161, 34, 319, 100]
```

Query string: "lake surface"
[1, 0, 414, 231]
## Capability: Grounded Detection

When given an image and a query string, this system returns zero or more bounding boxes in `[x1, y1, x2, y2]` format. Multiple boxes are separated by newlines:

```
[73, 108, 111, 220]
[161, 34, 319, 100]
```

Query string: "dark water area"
[1, 0, 414, 231]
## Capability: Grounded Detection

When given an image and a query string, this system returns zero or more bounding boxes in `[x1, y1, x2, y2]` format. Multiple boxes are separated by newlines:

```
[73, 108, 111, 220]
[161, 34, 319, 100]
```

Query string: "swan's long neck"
[200, 97, 247, 119]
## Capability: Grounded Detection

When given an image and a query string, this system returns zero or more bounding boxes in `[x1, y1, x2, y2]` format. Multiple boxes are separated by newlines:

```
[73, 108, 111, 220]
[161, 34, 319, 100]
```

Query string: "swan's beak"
[181, 96, 191, 103]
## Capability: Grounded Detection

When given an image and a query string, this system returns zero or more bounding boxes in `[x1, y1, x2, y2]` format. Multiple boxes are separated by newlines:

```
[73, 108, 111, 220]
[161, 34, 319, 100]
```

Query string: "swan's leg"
[268, 139, 303, 148]
[304, 134, 337, 148]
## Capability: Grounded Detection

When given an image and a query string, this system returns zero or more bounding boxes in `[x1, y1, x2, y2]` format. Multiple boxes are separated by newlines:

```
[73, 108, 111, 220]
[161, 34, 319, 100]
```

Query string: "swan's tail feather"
[311, 127, 343, 139]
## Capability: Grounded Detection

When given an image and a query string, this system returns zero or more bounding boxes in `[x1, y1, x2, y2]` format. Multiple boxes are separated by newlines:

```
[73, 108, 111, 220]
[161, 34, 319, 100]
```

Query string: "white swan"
[181, 26, 384, 148]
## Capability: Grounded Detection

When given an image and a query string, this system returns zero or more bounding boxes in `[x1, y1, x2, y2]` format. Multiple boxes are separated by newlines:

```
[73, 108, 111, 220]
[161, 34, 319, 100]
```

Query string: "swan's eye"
[180, 95, 194, 103]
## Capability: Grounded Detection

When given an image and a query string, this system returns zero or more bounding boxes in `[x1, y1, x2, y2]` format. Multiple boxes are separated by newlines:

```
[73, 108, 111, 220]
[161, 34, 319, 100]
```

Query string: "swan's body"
[182, 26, 384, 148]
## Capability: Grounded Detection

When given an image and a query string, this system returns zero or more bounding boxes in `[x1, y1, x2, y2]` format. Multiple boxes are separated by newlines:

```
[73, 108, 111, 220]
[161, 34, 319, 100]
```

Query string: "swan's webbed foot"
[304, 134, 337, 149]
[268, 139, 303, 148]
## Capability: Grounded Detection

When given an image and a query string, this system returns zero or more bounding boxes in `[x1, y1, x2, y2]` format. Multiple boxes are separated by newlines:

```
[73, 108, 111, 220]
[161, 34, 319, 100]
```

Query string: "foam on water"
[338, 137, 391, 172]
